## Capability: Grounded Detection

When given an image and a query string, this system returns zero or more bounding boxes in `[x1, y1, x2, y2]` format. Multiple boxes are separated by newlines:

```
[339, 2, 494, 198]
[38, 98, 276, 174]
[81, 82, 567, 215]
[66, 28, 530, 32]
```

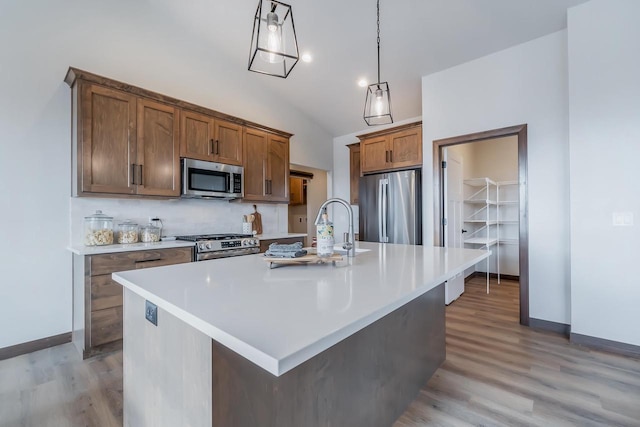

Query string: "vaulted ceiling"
[148, 0, 587, 137]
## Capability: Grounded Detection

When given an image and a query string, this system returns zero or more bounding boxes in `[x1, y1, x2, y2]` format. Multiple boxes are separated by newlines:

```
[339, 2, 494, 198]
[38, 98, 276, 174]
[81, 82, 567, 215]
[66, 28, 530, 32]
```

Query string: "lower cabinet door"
[90, 306, 123, 347]
[91, 275, 124, 311]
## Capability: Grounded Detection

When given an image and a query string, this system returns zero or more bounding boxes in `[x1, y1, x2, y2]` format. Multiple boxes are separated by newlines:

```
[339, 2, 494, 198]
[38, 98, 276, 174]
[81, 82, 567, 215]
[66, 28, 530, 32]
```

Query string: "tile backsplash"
[70, 197, 288, 245]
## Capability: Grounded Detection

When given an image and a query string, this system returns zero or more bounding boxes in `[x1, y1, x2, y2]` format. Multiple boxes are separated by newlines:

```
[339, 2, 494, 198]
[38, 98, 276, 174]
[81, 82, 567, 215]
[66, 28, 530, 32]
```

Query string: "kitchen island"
[113, 242, 488, 427]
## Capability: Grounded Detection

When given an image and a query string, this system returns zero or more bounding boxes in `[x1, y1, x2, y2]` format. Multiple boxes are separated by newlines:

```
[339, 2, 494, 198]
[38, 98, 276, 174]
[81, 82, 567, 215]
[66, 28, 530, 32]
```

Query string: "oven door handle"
[197, 248, 259, 261]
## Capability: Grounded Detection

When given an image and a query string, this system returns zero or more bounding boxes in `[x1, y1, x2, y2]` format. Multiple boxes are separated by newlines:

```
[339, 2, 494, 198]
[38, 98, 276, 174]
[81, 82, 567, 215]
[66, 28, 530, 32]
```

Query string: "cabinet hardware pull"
[215, 140, 219, 155]
[135, 258, 162, 263]
[139, 164, 143, 186]
[209, 139, 214, 155]
[385, 150, 389, 162]
[389, 150, 393, 163]
[131, 164, 136, 185]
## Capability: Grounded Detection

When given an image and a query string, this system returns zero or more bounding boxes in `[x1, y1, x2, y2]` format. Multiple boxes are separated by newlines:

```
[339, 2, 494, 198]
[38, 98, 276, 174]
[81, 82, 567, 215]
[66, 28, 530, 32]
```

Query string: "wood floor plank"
[1, 278, 639, 426]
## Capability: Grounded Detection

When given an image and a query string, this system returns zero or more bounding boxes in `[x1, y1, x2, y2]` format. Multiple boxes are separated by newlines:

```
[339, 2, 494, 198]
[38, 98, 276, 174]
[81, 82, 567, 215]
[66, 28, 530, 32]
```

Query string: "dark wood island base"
[212, 284, 445, 427]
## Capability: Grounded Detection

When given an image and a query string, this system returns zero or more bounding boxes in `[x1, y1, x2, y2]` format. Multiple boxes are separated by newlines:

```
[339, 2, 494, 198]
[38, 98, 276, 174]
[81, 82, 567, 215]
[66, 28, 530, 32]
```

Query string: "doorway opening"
[433, 125, 529, 326]
[288, 165, 328, 247]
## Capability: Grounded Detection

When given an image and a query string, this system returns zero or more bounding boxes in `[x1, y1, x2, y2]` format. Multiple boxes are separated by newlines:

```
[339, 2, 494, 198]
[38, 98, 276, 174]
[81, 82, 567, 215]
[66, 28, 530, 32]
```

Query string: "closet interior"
[446, 135, 520, 291]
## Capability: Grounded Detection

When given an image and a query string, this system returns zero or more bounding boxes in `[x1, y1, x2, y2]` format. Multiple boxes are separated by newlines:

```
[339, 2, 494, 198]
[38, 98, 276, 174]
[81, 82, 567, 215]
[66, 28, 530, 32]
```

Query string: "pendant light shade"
[248, 0, 299, 78]
[363, 0, 393, 126]
[364, 82, 393, 126]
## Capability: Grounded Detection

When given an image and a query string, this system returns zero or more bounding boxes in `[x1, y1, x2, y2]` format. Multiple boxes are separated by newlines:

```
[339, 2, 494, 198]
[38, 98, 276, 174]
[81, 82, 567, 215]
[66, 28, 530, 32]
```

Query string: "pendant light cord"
[377, 0, 381, 84]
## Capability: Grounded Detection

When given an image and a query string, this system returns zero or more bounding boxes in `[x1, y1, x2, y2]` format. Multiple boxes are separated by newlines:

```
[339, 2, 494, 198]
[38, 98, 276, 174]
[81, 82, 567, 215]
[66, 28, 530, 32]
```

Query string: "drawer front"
[90, 306, 123, 347]
[90, 247, 193, 276]
[134, 247, 193, 269]
[91, 274, 123, 311]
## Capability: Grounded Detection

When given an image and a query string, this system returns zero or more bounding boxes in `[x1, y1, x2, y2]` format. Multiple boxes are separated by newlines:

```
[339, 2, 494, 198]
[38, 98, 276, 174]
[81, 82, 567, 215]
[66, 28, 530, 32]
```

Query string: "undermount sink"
[333, 244, 371, 255]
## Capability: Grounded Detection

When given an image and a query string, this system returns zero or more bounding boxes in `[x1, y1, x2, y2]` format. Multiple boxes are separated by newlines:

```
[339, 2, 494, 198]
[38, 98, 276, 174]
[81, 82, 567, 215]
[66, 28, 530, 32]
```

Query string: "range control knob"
[199, 243, 205, 251]
[205, 242, 212, 250]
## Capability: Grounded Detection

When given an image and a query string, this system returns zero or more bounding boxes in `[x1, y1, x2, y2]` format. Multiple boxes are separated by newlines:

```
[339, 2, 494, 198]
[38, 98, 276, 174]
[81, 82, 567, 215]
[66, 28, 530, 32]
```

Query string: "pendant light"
[248, 0, 299, 78]
[364, 0, 393, 126]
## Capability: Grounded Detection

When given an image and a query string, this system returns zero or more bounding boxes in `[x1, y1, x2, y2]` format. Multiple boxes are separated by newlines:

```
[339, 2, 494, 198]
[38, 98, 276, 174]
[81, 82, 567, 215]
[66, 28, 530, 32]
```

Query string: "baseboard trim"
[0, 332, 72, 361]
[529, 318, 570, 337]
[468, 271, 520, 282]
[570, 333, 640, 358]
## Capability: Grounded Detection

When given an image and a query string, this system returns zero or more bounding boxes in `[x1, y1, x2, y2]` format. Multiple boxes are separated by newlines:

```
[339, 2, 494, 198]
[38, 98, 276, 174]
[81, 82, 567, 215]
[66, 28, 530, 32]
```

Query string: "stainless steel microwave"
[181, 158, 244, 199]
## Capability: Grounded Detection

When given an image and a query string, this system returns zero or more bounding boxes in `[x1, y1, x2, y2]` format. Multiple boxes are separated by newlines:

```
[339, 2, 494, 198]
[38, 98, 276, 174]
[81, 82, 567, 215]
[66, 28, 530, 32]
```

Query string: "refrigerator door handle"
[381, 178, 389, 243]
[378, 178, 384, 242]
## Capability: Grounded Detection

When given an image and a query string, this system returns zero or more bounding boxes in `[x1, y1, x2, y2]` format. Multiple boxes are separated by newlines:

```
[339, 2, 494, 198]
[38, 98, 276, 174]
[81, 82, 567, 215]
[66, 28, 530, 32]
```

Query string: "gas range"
[175, 233, 260, 261]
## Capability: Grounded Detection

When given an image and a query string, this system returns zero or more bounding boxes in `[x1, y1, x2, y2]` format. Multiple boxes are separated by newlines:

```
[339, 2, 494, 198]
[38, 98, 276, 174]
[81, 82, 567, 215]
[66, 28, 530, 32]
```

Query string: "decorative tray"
[263, 253, 343, 269]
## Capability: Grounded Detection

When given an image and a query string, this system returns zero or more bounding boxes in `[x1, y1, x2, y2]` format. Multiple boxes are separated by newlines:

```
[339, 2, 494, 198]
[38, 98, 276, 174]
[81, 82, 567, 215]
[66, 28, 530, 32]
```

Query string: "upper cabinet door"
[266, 135, 290, 202]
[360, 136, 389, 173]
[81, 84, 137, 194]
[213, 119, 243, 166]
[136, 99, 180, 197]
[388, 127, 422, 169]
[243, 127, 268, 200]
[180, 110, 214, 161]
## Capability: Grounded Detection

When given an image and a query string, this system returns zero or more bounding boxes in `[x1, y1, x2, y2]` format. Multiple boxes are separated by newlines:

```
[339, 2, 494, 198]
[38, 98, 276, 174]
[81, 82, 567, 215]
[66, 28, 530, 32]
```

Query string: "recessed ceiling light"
[301, 53, 313, 63]
[358, 79, 368, 87]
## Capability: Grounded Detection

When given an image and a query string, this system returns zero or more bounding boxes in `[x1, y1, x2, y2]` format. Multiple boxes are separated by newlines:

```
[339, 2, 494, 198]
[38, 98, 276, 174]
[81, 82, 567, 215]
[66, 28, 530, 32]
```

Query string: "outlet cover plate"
[145, 300, 158, 326]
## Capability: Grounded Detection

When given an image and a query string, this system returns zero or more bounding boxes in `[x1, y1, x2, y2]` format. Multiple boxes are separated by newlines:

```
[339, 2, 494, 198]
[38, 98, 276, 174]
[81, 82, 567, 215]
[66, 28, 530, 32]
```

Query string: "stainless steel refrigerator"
[359, 169, 422, 244]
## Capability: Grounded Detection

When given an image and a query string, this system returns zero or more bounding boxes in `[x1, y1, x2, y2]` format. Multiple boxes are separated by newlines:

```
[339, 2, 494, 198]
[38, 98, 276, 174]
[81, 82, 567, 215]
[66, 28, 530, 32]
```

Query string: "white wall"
[0, 0, 332, 348]
[471, 136, 518, 183]
[568, 0, 640, 346]
[422, 31, 571, 324]
[446, 143, 476, 180]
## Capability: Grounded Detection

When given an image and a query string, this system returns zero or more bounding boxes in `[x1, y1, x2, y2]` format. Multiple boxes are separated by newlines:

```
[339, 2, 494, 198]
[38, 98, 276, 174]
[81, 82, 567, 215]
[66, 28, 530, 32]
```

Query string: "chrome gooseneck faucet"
[314, 198, 355, 257]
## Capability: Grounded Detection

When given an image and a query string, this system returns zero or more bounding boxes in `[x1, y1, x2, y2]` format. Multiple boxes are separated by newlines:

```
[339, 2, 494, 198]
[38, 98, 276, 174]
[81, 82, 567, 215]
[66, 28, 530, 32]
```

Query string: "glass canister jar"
[117, 220, 139, 244]
[140, 223, 161, 243]
[84, 210, 114, 246]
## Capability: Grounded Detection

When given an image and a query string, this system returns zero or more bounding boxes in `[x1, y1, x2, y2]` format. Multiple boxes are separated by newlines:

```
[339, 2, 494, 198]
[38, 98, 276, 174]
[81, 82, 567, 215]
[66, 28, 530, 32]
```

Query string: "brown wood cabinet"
[180, 110, 243, 166]
[243, 127, 290, 202]
[79, 84, 137, 195]
[65, 68, 292, 200]
[289, 177, 305, 205]
[137, 99, 181, 197]
[72, 82, 181, 197]
[358, 122, 422, 174]
[348, 143, 361, 205]
[73, 246, 193, 358]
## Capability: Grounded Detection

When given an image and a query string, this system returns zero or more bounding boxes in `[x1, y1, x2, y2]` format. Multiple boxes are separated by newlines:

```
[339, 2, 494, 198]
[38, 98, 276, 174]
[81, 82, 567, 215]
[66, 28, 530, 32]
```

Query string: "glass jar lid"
[85, 210, 113, 220]
[142, 223, 160, 231]
[118, 219, 139, 227]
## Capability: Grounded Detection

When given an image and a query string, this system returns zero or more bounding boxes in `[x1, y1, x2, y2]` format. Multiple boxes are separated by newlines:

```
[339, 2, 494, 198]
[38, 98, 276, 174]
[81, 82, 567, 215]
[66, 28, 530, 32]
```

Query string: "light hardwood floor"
[395, 277, 640, 427]
[0, 344, 122, 427]
[1, 277, 639, 427]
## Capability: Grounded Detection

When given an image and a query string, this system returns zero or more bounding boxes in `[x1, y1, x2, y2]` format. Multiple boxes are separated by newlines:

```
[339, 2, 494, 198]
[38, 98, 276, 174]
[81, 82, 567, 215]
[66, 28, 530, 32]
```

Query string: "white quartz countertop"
[113, 242, 488, 376]
[67, 240, 195, 255]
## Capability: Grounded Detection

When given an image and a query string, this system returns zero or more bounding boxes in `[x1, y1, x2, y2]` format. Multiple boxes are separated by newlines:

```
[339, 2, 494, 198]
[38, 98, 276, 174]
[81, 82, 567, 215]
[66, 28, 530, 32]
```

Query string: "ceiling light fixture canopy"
[364, 0, 393, 126]
[248, 0, 299, 78]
